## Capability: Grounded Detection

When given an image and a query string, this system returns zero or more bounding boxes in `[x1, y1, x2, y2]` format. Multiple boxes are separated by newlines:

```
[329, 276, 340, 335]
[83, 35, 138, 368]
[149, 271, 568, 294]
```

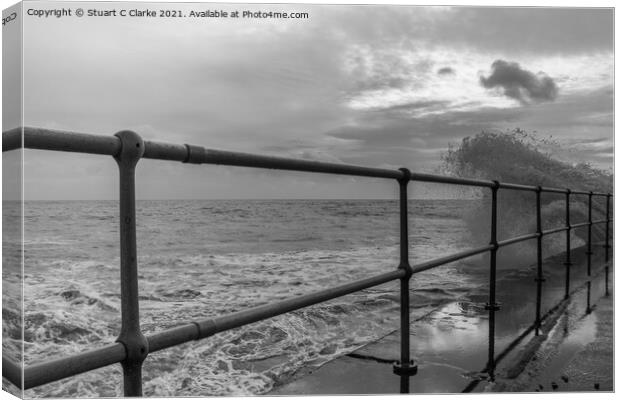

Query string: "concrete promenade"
[270, 243, 613, 395]
[495, 293, 613, 393]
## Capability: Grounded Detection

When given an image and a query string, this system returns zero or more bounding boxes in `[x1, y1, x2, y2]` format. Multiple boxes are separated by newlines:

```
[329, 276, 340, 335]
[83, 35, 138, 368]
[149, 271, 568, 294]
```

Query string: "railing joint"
[397, 167, 412, 184]
[115, 333, 149, 366]
[114, 130, 144, 166]
[183, 144, 205, 164]
[398, 262, 414, 279]
[191, 321, 202, 339]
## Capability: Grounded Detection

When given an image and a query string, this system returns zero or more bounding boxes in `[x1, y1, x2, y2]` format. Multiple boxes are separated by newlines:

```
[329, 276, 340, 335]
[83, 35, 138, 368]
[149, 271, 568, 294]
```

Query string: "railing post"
[605, 193, 611, 296]
[485, 181, 500, 381]
[393, 168, 417, 393]
[534, 187, 544, 335]
[564, 190, 571, 299]
[114, 131, 148, 396]
[586, 191, 593, 314]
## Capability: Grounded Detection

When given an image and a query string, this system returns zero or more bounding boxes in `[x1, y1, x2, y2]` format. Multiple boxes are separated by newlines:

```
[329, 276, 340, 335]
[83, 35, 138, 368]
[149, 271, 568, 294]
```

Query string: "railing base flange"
[393, 361, 418, 376]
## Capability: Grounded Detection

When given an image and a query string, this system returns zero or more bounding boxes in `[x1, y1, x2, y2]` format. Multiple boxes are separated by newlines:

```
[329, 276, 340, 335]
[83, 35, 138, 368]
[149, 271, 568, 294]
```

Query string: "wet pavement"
[495, 293, 613, 392]
[270, 243, 612, 395]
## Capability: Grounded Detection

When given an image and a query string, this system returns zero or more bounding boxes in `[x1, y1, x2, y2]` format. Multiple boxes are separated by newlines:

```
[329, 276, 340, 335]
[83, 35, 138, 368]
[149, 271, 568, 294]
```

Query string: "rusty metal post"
[114, 131, 148, 396]
[393, 168, 417, 393]
[534, 187, 544, 335]
[485, 182, 500, 380]
[586, 192, 593, 313]
[605, 193, 611, 296]
[564, 190, 571, 299]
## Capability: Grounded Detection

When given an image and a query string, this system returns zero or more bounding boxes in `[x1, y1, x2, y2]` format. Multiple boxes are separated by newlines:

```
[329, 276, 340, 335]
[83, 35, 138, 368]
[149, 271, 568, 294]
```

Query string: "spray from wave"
[441, 129, 612, 268]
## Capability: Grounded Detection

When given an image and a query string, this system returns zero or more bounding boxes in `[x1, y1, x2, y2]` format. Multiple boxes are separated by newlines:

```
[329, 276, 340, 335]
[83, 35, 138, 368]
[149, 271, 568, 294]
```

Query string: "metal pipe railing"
[152, 269, 405, 348]
[564, 190, 572, 299]
[2, 127, 613, 395]
[114, 131, 148, 396]
[534, 188, 544, 336]
[2, 127, 22, 152]
[586, 192, 593, 313]
[605, 194, 611, 296]
[485, 182, 500, 381]
[21, 127, 121, 156]
[410, 244, 494, 274]
[541, 227, 568, 236]
[496, 233, 538, 248]
[25, 343, 126, 390]
[7, 127, 611, 195]
[2, 357, 22, 389]
[393, 168, 417, 393]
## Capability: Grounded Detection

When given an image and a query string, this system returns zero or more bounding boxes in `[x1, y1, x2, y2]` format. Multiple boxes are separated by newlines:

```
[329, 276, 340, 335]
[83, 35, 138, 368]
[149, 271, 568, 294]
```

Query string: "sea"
[3, 198, 506, 397]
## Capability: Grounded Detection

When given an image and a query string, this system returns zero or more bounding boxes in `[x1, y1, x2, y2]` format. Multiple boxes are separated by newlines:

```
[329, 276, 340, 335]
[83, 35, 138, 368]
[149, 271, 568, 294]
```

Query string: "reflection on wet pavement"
[272, 244, 612, 394]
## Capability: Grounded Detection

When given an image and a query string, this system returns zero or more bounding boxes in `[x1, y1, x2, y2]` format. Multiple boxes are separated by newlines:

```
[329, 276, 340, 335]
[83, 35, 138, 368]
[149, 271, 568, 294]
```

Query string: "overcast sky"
[14, 3, 614, 199]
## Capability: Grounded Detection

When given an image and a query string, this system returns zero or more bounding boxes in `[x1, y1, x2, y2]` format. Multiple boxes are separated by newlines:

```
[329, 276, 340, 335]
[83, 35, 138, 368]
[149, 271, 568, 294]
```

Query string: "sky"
[5, 1, 615, 199]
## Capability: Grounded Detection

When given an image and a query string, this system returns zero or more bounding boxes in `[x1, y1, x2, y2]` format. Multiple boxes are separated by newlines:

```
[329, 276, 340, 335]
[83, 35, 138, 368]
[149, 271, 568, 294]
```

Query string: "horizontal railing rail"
[4, 127, 613, 195]
[1, 127, 613, 395]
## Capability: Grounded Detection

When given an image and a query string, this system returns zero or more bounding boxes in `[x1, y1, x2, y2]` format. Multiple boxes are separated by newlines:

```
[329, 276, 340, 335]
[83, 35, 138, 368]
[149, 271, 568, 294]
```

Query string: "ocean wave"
[441, 130, 611, 261]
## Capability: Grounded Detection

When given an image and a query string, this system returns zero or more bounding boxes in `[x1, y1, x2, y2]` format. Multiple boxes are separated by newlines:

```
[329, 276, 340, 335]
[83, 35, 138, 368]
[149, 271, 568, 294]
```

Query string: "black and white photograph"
[1, 0, 615, 398]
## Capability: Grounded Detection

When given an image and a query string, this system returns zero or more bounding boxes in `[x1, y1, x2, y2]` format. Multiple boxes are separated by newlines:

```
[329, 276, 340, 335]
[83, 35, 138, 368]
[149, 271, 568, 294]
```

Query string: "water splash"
[441, 129, 612, 268]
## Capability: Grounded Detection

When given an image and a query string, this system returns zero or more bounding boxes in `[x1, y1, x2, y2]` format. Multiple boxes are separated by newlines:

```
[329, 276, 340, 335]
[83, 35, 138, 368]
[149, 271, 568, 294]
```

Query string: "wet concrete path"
[496, 292, 613, 392]
[270, 243, 612, 395]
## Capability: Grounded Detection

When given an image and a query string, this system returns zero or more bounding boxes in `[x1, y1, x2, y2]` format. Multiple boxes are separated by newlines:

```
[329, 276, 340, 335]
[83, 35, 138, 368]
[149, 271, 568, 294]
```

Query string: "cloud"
[371, 100, 451, 114]
[17, 5, 613, 199]
[321, 85, 612, 172]
[480, 60, 559, 104]
[437, 67, 455, 76]
[324, 8, 612, 56]
[429, 8, 612, 55]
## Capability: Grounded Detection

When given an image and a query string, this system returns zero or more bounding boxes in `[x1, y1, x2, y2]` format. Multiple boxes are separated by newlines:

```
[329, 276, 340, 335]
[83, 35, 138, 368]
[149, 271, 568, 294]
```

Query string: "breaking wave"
[441, 129, 612, 268]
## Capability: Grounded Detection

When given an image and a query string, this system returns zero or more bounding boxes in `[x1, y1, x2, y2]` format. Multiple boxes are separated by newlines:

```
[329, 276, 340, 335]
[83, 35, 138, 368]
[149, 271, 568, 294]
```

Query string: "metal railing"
[1, 127, 614, 395]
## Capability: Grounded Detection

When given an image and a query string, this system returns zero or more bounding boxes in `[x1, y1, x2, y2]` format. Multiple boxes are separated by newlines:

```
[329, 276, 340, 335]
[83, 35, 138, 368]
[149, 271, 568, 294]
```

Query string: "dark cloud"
[480, 60, 559, 104]
[437, 67, 455, 76]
